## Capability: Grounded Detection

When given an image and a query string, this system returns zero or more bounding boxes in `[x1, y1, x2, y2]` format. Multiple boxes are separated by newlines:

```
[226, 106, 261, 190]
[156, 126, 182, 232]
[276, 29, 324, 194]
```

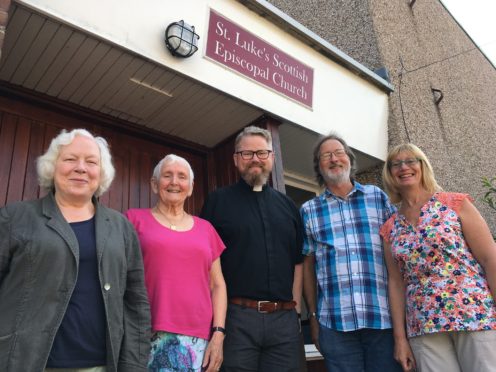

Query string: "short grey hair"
[234, 126, 272, 151]
[313, 132, 356, 187]
[36, 128, 115, 197]
[152, 154, 194, 187]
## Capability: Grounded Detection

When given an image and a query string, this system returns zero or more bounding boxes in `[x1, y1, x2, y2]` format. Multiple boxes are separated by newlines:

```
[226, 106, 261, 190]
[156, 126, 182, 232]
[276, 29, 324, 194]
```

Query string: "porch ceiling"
[0, 3, 263, 148]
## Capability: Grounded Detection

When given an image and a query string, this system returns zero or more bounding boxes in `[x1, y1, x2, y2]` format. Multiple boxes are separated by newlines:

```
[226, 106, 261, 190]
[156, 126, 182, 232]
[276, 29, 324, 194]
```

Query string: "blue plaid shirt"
[301, 182, 396, 331]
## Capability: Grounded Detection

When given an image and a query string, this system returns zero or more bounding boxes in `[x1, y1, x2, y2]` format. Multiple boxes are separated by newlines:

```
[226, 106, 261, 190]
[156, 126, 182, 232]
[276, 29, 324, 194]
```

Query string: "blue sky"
[441, 0, 496, 66]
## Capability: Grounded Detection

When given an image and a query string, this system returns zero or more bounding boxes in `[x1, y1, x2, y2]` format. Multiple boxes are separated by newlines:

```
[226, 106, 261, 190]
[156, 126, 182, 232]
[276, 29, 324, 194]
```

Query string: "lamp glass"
[166, 21, 199, 57]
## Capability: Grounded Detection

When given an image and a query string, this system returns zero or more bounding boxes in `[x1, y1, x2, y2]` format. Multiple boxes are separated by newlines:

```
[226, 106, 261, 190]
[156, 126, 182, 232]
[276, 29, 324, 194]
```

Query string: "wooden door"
[0, 93, 208, 214]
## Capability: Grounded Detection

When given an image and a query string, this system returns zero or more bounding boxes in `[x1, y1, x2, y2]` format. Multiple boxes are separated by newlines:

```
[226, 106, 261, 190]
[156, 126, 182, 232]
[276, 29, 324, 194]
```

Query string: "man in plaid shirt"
[301, 133, 401, 372]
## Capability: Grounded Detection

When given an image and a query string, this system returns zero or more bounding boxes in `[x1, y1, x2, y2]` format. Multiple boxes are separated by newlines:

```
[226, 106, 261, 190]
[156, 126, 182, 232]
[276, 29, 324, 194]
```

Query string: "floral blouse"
[380, 192, 496, 337]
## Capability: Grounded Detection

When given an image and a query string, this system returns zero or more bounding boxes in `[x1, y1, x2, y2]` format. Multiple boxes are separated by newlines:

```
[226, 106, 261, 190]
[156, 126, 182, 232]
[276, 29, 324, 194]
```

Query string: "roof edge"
[438, 0, 496, 70]
[237, 0, 395, 93]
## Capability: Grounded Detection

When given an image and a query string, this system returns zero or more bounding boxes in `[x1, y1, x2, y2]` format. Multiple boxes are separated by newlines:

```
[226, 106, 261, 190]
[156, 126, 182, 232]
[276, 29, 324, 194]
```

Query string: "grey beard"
[322, 166, 351, 185]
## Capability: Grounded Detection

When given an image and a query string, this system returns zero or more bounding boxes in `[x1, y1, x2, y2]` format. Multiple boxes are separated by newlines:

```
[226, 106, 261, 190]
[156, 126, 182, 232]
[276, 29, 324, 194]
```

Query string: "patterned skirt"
[148, 331, 208, 372]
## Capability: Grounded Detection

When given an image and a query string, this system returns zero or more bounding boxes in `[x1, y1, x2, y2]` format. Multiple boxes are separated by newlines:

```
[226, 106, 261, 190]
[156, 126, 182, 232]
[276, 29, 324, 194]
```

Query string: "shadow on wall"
[481, 176, 496, 239]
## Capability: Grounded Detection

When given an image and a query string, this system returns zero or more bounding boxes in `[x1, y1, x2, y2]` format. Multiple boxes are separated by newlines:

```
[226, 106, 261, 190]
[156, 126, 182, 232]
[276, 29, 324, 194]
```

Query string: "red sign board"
[206, 9, 314, 108]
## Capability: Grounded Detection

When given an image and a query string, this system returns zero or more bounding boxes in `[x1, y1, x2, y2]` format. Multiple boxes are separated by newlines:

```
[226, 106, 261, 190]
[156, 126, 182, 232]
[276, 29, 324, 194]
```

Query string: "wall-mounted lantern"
[165, 20, 200, 58]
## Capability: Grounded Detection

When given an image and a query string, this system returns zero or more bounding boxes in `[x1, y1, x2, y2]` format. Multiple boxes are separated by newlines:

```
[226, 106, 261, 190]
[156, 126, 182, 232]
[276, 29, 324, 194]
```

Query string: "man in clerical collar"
[201, 126, 303, 371]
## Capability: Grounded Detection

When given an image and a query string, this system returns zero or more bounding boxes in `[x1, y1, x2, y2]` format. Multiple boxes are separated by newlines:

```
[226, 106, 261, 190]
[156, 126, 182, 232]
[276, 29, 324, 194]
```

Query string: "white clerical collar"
[252, 184, 263, 192]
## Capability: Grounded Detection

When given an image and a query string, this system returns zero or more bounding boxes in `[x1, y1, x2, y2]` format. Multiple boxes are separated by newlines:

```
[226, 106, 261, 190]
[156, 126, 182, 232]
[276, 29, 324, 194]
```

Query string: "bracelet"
[307, 311, 317, 319]
[211, 326, 226, 335]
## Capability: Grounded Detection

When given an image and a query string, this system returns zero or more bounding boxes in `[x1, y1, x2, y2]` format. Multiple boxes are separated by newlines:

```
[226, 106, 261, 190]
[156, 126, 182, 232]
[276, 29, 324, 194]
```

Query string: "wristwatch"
[211, 326, 226, 335]
[307, 311, 317, 319]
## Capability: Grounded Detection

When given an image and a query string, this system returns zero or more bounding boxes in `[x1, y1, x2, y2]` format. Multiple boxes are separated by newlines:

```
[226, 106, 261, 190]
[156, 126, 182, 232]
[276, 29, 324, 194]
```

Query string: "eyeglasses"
[235, 150, 273, 160]
[319, 149, 347, 161]
[389, 158, 421, 169]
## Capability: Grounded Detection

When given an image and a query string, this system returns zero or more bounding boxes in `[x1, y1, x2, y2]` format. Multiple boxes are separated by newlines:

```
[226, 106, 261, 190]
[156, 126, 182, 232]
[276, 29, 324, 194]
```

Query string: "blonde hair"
[382, 143, 442, 203]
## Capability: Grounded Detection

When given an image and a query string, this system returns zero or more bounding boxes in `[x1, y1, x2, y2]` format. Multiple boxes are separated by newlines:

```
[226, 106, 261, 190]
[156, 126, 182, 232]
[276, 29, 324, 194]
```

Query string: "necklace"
[154, 206, 185, 231]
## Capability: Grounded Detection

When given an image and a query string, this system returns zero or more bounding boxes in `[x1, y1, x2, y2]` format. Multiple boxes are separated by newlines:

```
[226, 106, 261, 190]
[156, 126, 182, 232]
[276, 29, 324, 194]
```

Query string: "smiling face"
[319, 139, 351, 186]
[390, 152, 422, 189]
[53, 135, 101, 203]
[152, 160, 193, 207]
[233, 134, 274, 187]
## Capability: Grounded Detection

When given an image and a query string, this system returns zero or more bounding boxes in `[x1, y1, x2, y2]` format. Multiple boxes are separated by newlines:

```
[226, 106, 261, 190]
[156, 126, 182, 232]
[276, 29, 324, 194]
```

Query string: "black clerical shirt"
[200, 179, 303, 301]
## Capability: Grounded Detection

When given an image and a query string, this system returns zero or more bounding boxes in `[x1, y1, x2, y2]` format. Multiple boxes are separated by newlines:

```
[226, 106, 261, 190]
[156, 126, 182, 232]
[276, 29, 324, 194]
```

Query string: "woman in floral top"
[380, 143, 496, 372]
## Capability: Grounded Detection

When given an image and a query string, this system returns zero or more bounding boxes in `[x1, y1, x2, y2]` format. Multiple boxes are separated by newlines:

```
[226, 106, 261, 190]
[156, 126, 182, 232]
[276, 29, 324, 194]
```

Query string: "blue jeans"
[319, 325, 402, 372]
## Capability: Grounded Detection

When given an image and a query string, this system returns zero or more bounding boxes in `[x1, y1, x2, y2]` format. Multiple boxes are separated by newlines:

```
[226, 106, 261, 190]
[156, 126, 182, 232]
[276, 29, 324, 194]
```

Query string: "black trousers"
[221, 303, 301, 372]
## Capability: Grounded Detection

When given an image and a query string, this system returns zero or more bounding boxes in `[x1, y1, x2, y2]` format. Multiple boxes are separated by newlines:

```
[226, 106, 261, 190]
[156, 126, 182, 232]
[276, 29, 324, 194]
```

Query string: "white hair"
[152, 154, 194, 187]
[36, 128, 115, 197]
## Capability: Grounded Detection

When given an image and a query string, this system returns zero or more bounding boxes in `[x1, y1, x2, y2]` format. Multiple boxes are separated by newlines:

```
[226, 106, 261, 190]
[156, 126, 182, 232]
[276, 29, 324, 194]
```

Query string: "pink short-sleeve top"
[125, 208, 225, 340]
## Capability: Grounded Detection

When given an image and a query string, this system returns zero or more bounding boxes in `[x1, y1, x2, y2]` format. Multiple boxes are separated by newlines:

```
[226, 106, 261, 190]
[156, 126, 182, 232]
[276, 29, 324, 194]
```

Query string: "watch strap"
[211, 326, 226, 334]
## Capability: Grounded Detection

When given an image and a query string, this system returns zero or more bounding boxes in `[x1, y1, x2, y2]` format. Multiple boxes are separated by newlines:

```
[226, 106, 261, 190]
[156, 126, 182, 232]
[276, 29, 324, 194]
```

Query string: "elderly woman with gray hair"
[125, 154, 227, 372]
[0, 128, 150, 372]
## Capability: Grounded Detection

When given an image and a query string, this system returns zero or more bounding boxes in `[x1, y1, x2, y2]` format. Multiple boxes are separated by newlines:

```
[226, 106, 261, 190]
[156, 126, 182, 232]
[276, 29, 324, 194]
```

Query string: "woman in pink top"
[126, 154, 227, 372]
[380, 143, 496, 372]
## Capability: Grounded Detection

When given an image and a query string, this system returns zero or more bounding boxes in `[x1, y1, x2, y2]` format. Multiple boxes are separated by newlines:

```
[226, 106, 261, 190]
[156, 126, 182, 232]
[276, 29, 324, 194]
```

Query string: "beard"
[240, 163, 271, 187]
[321, 164, 351, 185]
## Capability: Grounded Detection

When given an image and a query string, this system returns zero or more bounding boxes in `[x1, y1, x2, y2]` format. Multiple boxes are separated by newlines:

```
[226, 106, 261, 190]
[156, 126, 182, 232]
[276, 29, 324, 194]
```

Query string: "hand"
[309, 316, 321, 353]
[202, 332, 224, 372]
[394, 337, 416, 372]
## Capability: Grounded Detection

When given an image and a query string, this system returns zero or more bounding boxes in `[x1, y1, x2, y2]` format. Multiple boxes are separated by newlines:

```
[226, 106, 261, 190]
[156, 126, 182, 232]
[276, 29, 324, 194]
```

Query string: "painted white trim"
[284, 171, 321, 195]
